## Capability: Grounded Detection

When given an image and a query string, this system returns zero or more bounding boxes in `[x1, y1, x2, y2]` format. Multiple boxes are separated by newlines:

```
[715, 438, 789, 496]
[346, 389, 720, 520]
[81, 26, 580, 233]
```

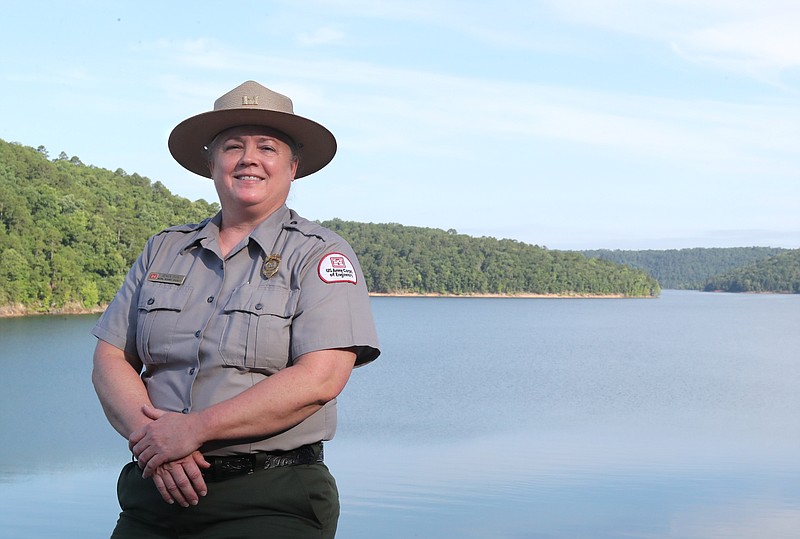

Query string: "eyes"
[221, 140, 277, 154]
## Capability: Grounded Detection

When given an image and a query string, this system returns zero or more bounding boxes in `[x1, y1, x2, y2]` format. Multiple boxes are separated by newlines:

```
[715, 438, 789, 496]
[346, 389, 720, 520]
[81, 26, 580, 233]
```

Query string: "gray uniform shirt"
[92, 205, 380, 455]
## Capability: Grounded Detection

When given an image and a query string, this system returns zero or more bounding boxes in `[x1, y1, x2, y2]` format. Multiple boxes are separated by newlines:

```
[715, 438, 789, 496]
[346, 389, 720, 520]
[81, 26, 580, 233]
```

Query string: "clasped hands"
[129, 404, 209, 507]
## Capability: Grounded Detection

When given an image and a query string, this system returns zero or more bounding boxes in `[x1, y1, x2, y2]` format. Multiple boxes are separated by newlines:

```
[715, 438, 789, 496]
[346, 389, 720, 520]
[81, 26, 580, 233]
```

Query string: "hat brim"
[168, 108, 337, 179]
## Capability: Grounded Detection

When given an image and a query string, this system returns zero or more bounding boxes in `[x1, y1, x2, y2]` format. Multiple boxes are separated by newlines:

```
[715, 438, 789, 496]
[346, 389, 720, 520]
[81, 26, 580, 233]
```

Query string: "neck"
[219, 203, 281, 231]
[216, 205, 283, 258]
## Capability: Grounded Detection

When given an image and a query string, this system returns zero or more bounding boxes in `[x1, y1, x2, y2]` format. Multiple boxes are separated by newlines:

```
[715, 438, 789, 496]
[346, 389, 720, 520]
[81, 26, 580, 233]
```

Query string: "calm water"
[0, 291, 798, 538]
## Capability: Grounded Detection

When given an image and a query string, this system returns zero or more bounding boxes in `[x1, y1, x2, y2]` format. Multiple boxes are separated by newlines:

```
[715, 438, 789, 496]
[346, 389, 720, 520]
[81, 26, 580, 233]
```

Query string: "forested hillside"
[0, 139, 219, 314]
[323, 220, 659, 297]
[0, 139, 659, 314]
[582, 247, 787, 289]
[703, 249, 800, 293]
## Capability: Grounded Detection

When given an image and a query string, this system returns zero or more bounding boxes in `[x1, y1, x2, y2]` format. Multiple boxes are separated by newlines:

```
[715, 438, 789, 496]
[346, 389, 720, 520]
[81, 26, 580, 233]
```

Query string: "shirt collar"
[176, 206, 294, 256]
[249, 205, 292, 255]
[175, 213, 220, 254]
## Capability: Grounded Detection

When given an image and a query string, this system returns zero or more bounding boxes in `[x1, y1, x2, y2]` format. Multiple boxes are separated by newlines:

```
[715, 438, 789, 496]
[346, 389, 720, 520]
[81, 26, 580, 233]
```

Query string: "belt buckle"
[206, 454, 256, 481]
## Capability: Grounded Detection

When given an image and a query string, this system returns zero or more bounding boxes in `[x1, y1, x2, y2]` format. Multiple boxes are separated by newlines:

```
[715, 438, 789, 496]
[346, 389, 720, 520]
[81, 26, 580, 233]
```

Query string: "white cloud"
[340, 72, 800, 177]
[543, 0, 800, 80]
[675, 15, 800, 84]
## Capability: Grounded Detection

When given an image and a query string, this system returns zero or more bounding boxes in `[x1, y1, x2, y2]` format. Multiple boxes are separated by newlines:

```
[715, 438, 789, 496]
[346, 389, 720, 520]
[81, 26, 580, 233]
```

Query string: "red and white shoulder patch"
[318, 252, 358, 284]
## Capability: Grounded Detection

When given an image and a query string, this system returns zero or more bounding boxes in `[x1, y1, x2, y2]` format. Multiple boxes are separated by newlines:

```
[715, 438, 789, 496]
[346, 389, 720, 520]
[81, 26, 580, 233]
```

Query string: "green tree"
[0, 138, 220, 313]
[0, 247, 33, 303]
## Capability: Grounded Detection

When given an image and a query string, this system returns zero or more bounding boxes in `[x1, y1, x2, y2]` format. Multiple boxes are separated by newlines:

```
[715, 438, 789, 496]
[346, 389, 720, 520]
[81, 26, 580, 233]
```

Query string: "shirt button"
[189, 367, 196, 375]
[254, 303, 263, 310]
[146, 298, 155, 305]
[181, 408, 189, 414]
[206, 296, 214, 303]
[194, 330, 201, 338]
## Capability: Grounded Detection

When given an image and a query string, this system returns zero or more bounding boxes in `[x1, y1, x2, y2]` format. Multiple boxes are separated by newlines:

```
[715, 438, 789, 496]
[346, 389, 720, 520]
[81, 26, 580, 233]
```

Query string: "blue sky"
[2, 0, 798, 250]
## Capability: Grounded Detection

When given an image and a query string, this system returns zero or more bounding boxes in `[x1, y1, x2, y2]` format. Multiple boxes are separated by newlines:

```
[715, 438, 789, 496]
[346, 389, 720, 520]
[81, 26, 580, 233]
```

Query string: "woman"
[91, 80, 380, 538]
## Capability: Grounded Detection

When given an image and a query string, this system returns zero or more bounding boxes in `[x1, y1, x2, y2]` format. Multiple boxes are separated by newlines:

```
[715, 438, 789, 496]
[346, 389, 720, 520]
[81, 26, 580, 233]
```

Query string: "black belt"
[201, 443, 323, 482]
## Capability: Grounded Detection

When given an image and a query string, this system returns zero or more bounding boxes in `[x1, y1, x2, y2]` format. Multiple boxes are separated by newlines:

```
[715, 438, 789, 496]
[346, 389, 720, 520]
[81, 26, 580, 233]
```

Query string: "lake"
[0, 291, 798, 538]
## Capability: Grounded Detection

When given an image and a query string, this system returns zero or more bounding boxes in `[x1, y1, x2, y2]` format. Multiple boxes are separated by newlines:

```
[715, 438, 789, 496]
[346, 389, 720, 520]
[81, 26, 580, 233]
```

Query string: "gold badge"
[262, 254, 281, 279]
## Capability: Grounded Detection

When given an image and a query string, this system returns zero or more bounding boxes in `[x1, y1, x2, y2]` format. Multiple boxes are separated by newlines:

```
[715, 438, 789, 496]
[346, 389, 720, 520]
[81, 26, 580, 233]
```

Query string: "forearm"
[197, 368, 324, 443]
[91, 340, 152, 438]
[131, 348, 356, 476]
[195, 348, 356, 445]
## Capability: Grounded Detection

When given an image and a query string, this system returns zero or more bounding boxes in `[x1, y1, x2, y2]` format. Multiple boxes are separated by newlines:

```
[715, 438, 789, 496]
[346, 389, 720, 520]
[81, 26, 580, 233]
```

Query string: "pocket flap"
[137, 283, 193, 312]
[223, 284, 293, 317]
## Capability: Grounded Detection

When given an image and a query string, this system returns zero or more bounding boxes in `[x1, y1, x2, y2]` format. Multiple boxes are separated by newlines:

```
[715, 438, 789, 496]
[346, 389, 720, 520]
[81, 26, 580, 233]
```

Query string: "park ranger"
[91, 80, 380, 539]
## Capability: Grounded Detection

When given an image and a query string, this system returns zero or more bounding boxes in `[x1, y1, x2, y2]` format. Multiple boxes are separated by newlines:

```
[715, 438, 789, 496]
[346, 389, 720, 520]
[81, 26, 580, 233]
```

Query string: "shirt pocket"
[136, 282, 193, 365]
[219, 284, 298, 373]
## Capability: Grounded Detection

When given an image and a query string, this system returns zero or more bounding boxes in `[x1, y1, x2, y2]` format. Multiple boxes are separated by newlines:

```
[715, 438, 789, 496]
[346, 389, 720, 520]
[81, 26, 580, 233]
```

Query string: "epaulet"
[154, 217, 213, 236]
[283, 214, 329, 241]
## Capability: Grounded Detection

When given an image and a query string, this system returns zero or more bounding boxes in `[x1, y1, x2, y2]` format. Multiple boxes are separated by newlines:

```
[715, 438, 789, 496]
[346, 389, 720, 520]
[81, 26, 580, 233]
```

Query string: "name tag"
[147, 272, 186, 285]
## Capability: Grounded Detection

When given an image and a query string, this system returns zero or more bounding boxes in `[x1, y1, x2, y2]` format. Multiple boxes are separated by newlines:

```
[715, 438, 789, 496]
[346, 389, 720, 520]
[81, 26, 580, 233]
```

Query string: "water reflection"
[0, 467, 121, 537]
[1, 293, 798, 538]
[330, 430, 800, 539]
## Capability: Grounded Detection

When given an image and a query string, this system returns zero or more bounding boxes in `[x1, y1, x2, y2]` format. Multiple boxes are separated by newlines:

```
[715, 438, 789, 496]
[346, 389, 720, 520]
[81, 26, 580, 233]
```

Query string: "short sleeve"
[290, 238, 380, 367]
[91, 240, 150, 356]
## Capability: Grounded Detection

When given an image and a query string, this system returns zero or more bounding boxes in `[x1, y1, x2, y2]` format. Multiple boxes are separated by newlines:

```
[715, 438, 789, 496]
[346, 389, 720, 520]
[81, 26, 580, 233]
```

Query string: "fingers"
[128, 427, 145, 453]
[129, 411, 201, 472]
[151, 470, 179, 506]
[141, 404, 164, 421]
[141, 450, 170, 478]
[192, 450, 212, 470]
[127, 405, 162, 451]
[151, 458, 208, 507]
[131, 434, 159, 470]
[185, 453, 209, 499]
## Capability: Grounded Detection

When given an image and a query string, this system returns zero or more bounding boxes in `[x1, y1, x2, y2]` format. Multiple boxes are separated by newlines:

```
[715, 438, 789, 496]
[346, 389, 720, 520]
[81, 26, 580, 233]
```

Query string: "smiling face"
[207, 125, 299, 222]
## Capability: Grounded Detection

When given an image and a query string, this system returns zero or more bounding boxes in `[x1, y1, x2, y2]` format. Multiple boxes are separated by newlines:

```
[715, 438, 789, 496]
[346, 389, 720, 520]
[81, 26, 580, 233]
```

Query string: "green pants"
[110, 460, 340, 539]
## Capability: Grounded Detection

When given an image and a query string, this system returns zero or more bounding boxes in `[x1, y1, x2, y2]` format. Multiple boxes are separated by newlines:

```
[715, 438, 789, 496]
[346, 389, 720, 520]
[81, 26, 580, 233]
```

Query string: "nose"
[237, 142, 259, 166]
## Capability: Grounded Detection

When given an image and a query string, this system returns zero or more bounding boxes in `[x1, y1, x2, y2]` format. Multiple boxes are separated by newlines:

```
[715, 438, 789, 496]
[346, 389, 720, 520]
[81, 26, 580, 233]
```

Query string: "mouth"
[234, 175, 264, 182]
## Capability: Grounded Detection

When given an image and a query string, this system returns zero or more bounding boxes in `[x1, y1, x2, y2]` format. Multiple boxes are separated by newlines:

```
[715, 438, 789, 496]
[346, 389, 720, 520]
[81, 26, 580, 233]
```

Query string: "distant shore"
[0, 303, 106, 319]
[0, 292, 650, 318]
[369, 292, 634, 299]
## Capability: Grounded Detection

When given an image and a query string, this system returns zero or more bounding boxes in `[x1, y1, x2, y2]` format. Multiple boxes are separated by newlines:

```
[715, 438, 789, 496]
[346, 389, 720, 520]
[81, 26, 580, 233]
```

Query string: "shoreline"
[0, 303, 107, 319]
[0, 292, 655, 318]
[368, 292, 637, 299]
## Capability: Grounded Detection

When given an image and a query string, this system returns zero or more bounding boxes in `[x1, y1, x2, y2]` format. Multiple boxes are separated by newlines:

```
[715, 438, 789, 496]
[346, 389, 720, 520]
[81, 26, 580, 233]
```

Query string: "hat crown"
[213, 81, 294, 115]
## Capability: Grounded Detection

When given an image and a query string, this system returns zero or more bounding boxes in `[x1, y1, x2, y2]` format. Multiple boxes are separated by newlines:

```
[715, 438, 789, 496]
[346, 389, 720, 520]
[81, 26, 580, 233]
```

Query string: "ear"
[290, 157, 299, 179]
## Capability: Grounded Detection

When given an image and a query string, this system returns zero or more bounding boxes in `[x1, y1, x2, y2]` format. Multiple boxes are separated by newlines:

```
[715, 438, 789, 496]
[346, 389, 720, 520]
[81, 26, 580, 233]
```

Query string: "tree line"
[322, 219, 659, 297]
[0, 139, 661, 314]
[582, 247, 789, 290]
[702, 250, 800, 293]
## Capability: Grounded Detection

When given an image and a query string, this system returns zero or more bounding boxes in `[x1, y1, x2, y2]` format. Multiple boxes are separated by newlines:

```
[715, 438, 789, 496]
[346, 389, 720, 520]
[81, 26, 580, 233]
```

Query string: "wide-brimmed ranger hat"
[168, 80, 337, 179]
